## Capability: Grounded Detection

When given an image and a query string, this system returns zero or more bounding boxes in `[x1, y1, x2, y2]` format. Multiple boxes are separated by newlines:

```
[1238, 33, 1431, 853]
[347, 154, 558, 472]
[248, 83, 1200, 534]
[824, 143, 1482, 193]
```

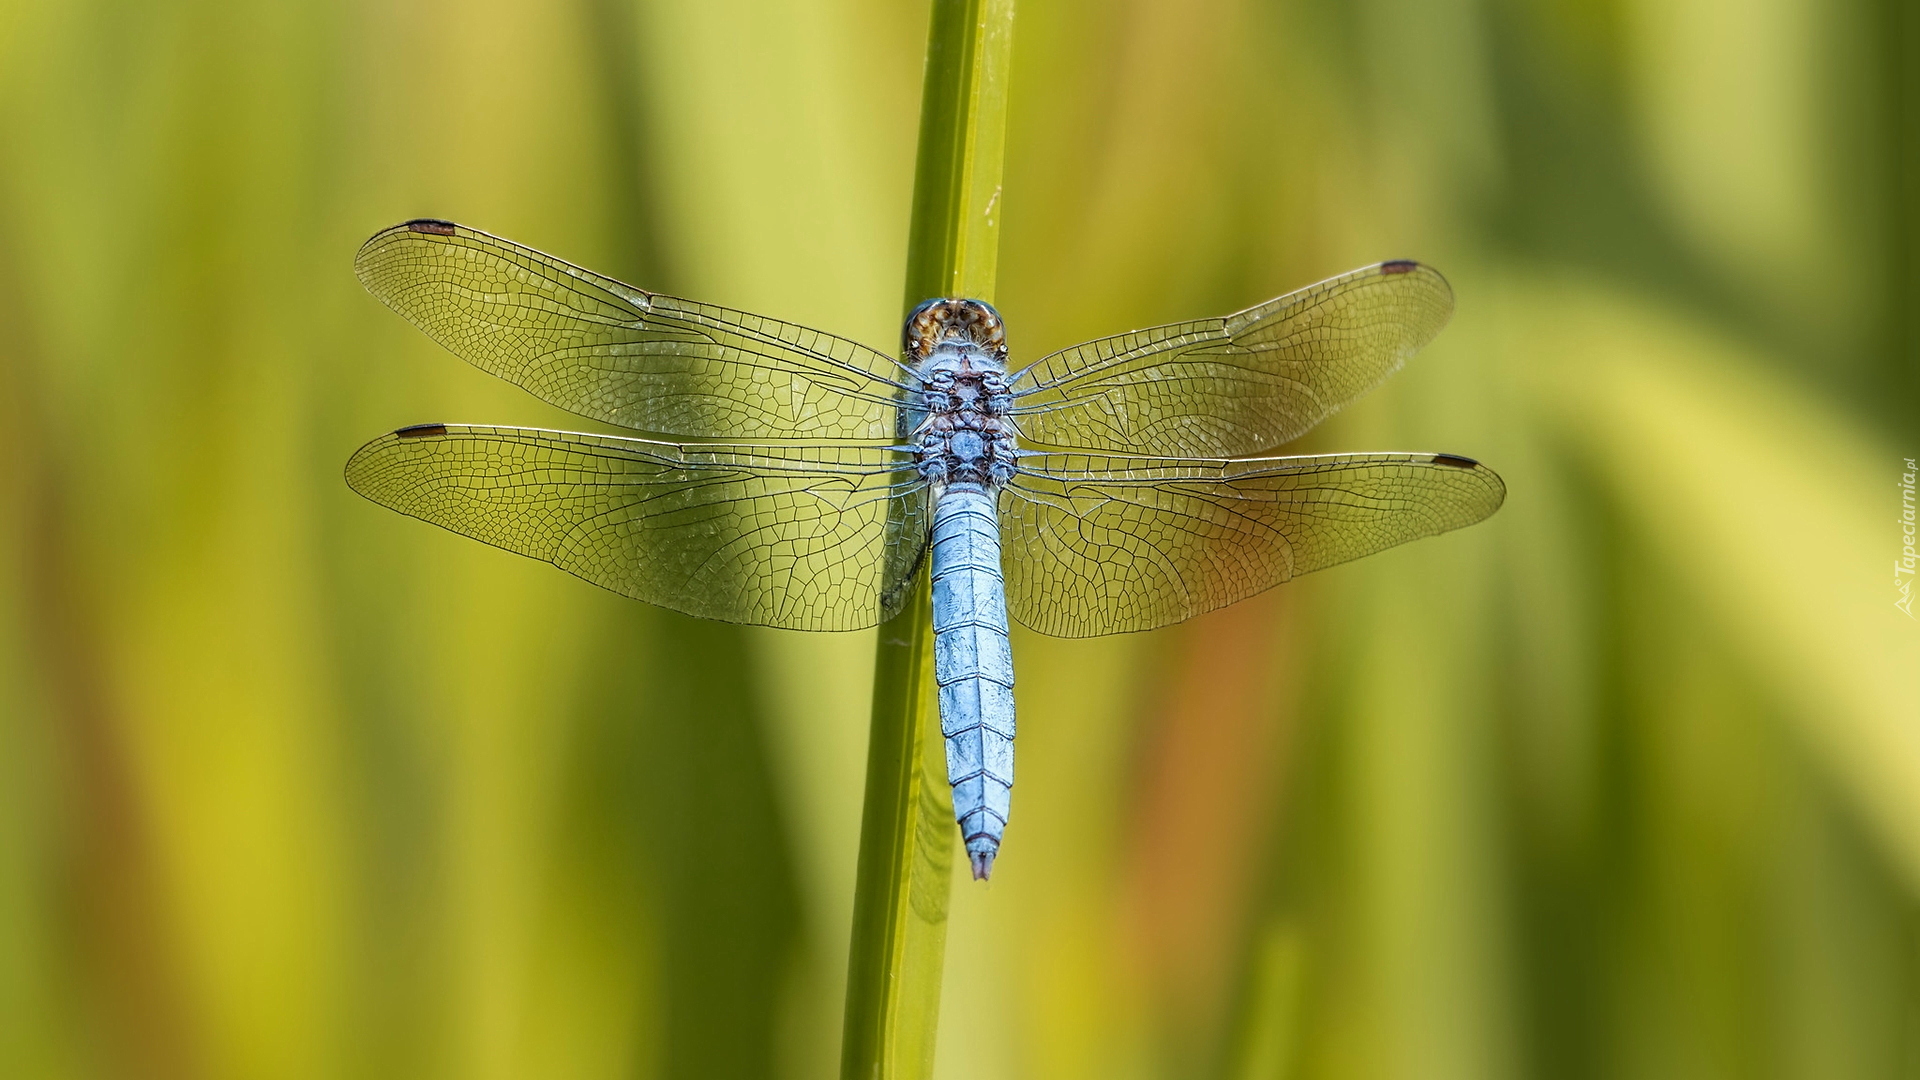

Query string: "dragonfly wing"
[1000, 450, 1503, 637]
[1011, 261, 1453, 456]
[356, 221, 909, 439]
[345, 425, 928, 631]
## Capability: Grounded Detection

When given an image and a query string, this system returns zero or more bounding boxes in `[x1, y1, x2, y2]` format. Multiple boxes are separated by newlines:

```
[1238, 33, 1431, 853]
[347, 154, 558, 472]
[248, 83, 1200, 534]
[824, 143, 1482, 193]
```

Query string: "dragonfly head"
[904, 297, 1008, 365]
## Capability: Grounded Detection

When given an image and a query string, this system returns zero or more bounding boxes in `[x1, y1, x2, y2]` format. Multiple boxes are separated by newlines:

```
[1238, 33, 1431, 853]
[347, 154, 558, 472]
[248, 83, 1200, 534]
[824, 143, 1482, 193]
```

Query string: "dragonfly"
[345, 219, 1505, 880]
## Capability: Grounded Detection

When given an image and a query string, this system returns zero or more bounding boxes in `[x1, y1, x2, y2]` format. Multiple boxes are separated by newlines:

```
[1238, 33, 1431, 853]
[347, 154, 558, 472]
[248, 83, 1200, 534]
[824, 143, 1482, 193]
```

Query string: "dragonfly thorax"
[906, 298, 1019, 490]
[913, 367, 1019, 488]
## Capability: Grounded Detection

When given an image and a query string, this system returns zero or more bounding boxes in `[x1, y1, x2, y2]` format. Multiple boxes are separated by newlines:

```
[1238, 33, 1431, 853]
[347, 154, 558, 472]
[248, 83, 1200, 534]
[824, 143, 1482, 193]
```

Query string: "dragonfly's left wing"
[1011, 262, 1453, 457]
[356, 221, 909, 440]
[1000, 450, 1503, 637]
[345, 425, 928, 631]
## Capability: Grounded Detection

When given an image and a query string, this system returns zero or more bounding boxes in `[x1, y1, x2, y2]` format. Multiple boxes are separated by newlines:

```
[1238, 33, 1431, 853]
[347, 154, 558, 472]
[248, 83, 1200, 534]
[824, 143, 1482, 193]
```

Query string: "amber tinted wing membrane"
[355, 221, 909, 439]
[999, 450, 1504, 637]
[345, 425, 929, 631]
[1011, 261, 1454, 457]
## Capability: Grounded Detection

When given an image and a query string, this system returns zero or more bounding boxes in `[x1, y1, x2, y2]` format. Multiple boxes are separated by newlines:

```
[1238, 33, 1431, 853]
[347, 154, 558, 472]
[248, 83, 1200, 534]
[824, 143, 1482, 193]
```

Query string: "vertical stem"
[841, 3, 1016, 1079]
[901, 0, 1017, 307]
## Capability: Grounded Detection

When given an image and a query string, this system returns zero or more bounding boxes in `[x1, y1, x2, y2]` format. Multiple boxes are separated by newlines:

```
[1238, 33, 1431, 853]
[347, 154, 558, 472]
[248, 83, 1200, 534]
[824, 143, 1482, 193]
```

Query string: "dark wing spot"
[1431, 453, 1479, 468]
[1380, 259, 1420, 274]
[405, 219, 458, 236]
[395, 423, 449, 439]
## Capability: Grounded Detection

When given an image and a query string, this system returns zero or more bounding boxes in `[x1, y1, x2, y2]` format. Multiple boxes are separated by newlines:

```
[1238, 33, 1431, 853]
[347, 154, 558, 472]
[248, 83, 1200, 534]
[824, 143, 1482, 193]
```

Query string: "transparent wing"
[344, 424, 928, 631]
[1011, 261, 1454, 457]
[1000, 450, 1503, 637]
[355, 221, 910, 439]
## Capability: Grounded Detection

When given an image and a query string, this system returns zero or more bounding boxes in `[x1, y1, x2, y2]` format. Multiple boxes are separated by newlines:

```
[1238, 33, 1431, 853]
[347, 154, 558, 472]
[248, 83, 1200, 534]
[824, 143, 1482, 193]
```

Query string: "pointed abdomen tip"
[969, 850, 996, 881]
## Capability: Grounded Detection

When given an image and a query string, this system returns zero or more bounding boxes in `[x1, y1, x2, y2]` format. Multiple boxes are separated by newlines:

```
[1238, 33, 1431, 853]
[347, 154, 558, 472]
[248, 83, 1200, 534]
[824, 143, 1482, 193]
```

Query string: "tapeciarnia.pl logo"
[1898, 458, 1916, 618]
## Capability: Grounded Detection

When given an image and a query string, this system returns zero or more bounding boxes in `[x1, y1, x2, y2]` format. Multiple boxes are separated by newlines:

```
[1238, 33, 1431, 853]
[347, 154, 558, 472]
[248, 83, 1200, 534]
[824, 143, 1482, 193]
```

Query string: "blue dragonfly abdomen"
[930, 484, 1016, 881]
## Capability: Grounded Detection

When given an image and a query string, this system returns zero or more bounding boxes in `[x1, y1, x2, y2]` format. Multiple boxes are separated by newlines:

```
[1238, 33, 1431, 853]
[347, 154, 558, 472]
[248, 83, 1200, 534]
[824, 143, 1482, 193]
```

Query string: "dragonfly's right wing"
[356, 221, 910, 440]
[1011, 262, 1453, 457]
[1000, 450, 1504, 637]
[345, 425, 928, 631]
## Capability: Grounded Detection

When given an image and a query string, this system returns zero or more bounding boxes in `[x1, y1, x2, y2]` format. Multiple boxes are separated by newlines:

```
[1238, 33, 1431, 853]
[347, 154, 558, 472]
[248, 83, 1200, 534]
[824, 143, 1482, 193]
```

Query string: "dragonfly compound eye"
[973, 304, 1007, 360]
[904, 298, 1008, 362]
[905, 298, 949, 360]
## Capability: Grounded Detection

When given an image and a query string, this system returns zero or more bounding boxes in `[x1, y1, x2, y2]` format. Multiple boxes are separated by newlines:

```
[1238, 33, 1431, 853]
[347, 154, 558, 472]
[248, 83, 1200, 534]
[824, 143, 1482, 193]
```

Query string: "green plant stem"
[840, 3, 1015, 1078]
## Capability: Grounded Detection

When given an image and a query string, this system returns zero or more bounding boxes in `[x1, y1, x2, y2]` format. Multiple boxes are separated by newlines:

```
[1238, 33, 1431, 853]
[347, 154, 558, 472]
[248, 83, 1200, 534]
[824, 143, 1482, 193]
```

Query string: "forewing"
[345, 425, 928, 631]
[355, 221, 908, 439]
[1000, 451, 1503, 637]
[1012, 262, 1454, 456]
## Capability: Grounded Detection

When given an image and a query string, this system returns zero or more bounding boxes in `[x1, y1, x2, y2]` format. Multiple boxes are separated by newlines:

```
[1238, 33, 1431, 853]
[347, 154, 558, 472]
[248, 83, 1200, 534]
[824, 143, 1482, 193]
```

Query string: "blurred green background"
[2, 0, 1917, 1078]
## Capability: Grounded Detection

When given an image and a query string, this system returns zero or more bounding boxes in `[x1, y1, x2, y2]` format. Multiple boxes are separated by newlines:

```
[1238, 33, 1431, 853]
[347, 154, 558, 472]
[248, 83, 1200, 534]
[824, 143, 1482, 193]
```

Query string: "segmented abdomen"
[929, 483, 1015, 880]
